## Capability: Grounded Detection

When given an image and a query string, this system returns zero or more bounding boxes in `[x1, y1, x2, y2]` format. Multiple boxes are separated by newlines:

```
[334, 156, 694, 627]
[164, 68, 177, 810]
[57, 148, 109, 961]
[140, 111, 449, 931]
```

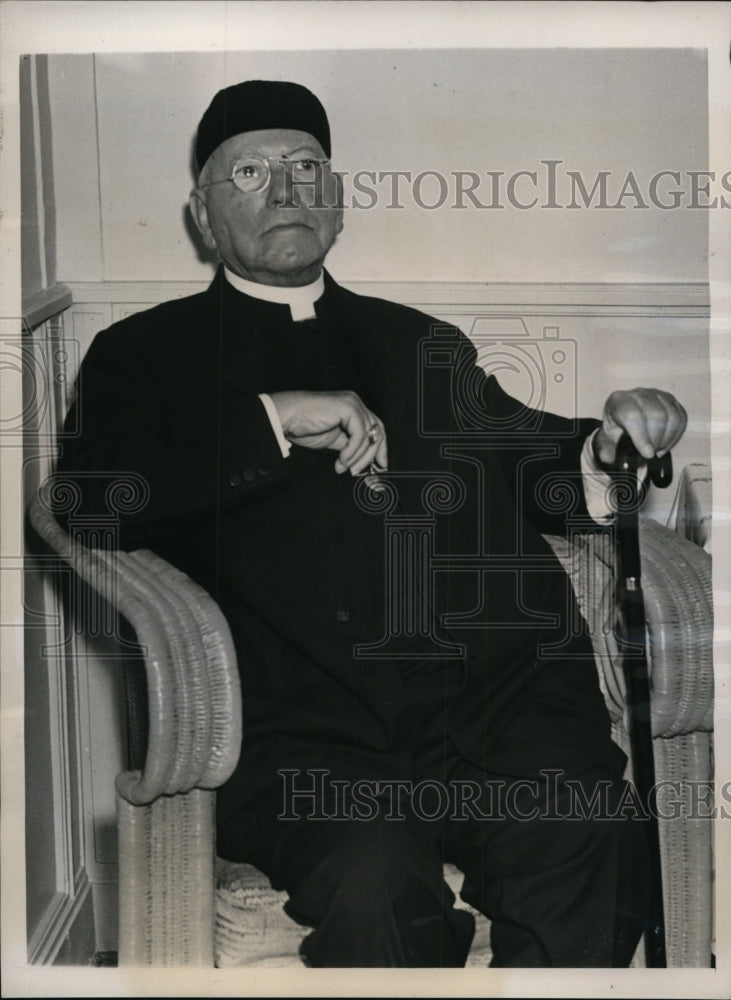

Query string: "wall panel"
[63, 279, 711, 526]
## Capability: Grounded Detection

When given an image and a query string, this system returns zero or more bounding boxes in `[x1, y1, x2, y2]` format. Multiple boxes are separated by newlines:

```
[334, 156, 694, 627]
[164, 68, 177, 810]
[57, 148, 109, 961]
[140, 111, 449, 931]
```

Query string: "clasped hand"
[270, 390, 388, 475]
[594, 388, 687, 467]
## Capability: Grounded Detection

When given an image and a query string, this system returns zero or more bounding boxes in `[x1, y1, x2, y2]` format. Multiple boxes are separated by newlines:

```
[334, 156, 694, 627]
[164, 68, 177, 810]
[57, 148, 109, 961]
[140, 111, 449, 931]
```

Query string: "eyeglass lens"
[231, 156, 328, 193]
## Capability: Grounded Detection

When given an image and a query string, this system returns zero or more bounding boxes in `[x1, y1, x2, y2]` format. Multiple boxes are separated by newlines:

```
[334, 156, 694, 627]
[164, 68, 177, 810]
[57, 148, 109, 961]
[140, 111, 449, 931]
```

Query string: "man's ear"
[189, 189, 218, 251]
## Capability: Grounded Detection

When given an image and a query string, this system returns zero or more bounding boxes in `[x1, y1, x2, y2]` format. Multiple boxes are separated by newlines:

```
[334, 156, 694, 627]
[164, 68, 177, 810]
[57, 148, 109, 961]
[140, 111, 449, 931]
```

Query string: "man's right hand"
[270, 390, 388, 475]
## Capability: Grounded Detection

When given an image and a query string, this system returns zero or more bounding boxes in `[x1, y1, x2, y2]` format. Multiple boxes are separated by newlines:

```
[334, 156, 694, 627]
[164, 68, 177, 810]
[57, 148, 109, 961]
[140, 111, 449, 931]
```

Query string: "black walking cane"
[609, 431, 672, 967]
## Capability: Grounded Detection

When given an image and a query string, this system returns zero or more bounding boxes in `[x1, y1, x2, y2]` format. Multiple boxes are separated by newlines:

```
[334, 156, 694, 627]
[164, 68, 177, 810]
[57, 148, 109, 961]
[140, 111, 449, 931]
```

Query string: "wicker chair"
[27, 478, 714, 968]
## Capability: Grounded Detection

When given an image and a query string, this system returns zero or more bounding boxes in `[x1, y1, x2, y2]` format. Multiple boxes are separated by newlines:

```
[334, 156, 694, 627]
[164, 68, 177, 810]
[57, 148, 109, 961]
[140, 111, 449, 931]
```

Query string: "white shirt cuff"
[581, 429, 648, 524]
[581, 432, 614, 523]
[259, 393, 291, 458]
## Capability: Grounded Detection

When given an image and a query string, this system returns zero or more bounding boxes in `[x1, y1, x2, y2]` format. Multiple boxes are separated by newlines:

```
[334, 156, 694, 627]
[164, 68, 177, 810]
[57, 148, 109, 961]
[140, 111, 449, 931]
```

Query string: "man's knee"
[286, 819, 441, 915]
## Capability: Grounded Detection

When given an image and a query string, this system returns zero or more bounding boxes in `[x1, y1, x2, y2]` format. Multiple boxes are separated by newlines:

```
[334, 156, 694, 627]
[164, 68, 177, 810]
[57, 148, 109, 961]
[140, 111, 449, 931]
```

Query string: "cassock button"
[257, 466, 271, 477]
[359, 664, 375, 676]
[228, 473, 243, 488]
[243, 468, 256, 483]
[335, 608, 351, 623]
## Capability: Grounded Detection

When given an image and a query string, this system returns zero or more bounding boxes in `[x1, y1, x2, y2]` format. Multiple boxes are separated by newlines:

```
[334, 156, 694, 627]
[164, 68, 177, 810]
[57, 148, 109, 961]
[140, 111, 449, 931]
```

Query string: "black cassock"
[58, 268, 646, 966]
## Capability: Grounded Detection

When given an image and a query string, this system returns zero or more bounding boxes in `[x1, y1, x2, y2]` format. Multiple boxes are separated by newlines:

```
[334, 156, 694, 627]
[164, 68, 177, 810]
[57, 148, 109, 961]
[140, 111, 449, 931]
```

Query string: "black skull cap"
[195, 80, 331, 171]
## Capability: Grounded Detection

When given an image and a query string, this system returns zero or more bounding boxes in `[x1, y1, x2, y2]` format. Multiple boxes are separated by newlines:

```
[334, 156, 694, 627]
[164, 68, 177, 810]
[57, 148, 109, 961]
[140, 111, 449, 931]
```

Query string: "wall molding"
[22, 283, 72, 331]
[24, 319, 96, 967]
[27, 868, 92, 965]
[65, 280, 710, 319]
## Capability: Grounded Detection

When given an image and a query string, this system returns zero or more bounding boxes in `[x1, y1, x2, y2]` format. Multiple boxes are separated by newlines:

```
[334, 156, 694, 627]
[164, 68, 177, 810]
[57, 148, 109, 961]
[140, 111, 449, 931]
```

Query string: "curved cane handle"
[613, 432, 673, 490]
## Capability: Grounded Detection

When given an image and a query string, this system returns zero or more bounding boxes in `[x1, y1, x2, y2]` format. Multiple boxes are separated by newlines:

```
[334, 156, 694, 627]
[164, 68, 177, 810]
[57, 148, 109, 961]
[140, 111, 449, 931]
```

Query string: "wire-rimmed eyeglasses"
[199, 153, 332, 194]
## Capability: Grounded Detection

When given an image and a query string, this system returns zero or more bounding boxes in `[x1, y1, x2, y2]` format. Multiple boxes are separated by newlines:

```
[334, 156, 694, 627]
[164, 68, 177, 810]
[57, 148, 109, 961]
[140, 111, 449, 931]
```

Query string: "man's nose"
[266, 161, 301, 209]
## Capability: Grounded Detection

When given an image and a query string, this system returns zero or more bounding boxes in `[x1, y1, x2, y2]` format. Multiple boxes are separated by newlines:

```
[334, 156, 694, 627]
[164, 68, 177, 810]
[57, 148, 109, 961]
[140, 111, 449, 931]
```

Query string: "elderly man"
[59, 80, 686, 968]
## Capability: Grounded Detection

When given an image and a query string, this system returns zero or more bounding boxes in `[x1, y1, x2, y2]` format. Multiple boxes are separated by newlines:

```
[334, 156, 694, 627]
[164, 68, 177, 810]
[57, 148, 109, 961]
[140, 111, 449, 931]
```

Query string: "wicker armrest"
[27, 484, 242, 805]
[545, 518, 713, 738]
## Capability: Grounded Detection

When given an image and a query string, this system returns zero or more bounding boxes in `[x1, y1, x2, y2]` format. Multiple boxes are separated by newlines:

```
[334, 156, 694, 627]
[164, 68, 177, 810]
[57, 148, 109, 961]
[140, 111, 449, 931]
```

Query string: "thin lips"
[264, 221, 314, 234]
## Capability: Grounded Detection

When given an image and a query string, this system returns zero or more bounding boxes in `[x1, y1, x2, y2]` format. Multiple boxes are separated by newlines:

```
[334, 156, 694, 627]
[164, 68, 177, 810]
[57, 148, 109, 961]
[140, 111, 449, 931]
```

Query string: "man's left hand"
[594, 388, 687, 467]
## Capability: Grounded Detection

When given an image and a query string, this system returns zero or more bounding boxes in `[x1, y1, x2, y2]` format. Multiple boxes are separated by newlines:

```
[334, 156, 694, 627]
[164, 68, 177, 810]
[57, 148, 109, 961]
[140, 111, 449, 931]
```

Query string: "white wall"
[48, 48, 709, 285]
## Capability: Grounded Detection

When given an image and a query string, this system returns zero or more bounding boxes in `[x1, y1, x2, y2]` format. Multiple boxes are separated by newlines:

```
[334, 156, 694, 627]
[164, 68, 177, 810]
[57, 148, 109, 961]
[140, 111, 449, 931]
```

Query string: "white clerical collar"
[223, 267, 324, 322]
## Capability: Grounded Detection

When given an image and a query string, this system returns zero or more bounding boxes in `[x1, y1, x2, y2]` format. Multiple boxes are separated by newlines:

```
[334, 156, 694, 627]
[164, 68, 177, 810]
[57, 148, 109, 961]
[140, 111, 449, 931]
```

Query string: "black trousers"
[221, 652, 651, 968]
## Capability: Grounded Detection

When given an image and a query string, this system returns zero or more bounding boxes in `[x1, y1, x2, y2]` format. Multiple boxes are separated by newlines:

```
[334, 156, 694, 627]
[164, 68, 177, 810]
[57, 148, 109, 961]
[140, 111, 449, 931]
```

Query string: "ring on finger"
[367, 423, 379, 444]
